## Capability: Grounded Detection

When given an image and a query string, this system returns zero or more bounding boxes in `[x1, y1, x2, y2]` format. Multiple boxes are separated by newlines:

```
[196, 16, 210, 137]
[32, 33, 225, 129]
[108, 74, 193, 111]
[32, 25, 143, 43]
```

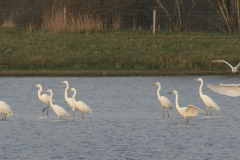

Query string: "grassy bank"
[0, 27, 240, 75]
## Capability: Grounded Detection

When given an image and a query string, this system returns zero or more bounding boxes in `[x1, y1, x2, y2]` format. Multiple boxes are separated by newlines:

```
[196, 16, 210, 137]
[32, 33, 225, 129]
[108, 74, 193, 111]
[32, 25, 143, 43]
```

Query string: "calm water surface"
[0, 76, 240, 160]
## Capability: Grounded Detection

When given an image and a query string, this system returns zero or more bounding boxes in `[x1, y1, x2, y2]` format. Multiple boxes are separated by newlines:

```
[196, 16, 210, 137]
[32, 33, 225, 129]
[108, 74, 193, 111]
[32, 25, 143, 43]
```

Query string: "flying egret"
[152, 82, 174, 117]
[0, 101, 13, 121]
[32, 84, 51, 115]
[43, 89, 70, 119]
[59, 81, 76, 117]
[169, 90, 204, 124]
[212, 60, 240, 73]
[194, 78, 221, 116]
[66, 88, 93, 119]
[207, 83, 240, 97]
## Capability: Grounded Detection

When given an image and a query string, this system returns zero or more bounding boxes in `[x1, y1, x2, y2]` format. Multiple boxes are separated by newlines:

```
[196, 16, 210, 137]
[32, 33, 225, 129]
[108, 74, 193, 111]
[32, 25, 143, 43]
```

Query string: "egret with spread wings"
[212, 60, 240, 73]
[169, 90, 204, 124]
[207, 83, 240, 97]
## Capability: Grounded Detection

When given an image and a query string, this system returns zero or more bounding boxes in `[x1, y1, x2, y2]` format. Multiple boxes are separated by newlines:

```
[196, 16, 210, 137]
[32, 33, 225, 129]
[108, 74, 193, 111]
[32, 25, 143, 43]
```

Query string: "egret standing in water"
[0, 101, 13, 121]
[212, 60, 240, 73]
[152, 82, 174, 117]
[194, 78, 221, 116]
[169, 90, 204, 124]
[67, 88, 93, 119]
[59, 81, 76, 117]
[32, 84, 51, 115]
[44, 89, 70, 119]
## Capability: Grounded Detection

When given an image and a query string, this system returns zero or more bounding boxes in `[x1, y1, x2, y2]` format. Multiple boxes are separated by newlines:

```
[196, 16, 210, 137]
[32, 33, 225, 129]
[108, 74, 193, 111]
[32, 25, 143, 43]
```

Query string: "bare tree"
[155, 0, 195, 32]
[208, 0, 240, 33]
[232, 0, 240, 30]
[209, 0, 232, 33]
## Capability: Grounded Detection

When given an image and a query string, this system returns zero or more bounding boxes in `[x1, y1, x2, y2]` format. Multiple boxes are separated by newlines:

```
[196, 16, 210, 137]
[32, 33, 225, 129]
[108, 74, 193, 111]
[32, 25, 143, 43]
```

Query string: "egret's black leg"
[47, 106, 49, 116]
[42, 108, 47, 113]
[167, 108, 169, 117]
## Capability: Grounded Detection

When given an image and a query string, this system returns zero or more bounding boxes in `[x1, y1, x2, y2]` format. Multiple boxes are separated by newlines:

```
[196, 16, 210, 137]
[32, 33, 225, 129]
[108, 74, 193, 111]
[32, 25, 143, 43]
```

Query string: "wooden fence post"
[64, 7, 67, 31]
[153, 9, 156, 34]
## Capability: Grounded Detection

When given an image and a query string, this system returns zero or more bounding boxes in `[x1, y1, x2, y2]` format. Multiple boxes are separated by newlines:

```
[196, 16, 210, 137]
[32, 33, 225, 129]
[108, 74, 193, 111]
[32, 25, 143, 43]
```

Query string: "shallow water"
[0, 75, 240, 159]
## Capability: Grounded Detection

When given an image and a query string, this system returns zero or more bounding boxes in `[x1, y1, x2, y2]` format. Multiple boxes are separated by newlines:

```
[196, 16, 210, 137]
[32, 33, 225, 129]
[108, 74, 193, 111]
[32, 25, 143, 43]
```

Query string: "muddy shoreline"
[0, 70, 232, 76]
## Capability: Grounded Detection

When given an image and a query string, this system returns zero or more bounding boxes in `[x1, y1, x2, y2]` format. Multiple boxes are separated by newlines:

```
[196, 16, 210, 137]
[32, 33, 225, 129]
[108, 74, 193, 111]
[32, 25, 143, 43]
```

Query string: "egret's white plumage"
[67, 88, 93, 119]
[152, 82, 174, 117]
[32, 84, 51, 115]
[194, 78, 221, 116]
[170, 90, 204, 124]
[59, 81, 76, 117]
[0, 101, 13, 121]
[44, 89, 70, 119]
[207, 83, 240, 97]
[212, 60, 240, 73]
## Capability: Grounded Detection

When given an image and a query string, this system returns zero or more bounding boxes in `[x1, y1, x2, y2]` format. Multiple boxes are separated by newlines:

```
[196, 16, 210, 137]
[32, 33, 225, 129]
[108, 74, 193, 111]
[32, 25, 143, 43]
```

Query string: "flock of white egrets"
[0, 59, 239, 123]
[152, 60, 240, 124]
[0, 80, 93, 121]
[32, 81, 93, 119]
[153, 78, 220, 124]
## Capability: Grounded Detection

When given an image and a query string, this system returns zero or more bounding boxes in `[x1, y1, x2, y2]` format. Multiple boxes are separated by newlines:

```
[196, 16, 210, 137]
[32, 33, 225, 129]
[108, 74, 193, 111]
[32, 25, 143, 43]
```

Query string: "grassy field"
[0, 27, 240, 75]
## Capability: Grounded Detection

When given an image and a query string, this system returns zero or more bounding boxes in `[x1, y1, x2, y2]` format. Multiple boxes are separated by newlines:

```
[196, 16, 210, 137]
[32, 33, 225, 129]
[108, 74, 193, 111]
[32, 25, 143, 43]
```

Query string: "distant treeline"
[0, 0, 239, 33]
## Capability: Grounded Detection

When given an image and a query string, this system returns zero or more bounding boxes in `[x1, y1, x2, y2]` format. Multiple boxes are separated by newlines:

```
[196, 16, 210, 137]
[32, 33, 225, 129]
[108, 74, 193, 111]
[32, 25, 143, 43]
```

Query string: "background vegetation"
[1, 0, 240, 33]
[0, 0, 239, 74]
[0, 27, 239, 71]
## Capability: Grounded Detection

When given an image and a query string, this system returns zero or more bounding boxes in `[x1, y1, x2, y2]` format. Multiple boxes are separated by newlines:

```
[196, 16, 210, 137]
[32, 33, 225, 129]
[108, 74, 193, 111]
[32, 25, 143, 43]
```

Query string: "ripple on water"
[0, 76, 239, 159]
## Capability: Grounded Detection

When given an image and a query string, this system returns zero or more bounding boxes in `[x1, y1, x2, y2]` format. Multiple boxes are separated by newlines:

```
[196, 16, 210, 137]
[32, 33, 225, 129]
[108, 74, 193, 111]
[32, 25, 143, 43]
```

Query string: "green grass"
[0, 27, 240, 71]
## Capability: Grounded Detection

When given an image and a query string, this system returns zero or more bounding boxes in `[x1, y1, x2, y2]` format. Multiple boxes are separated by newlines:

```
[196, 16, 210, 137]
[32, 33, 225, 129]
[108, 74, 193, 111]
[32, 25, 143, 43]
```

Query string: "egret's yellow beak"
[193, 79, 199, 81]
[66, 89, 72, 91]
[32, 85, 37, 87]
[152, 83, 157, 86]
[43, 90, 48, 92]
[59, 82, 64, 83]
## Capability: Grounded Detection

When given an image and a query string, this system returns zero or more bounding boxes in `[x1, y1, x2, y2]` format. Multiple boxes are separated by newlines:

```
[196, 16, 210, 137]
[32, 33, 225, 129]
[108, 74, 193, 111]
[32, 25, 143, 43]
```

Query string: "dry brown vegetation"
[42, 3, 104, 32]
[2, 10, 18, 28]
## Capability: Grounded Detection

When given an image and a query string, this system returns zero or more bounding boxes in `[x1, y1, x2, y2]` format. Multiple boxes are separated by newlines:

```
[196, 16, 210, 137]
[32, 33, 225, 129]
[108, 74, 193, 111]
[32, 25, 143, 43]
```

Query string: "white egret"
[43, 89, 70, 119]
[59, 81, 76, 117]
[194, 78, 221, 116]
[169, 90, 204, 124]
[32, 84, 51, 115]
[152, 82, 174, 117]
[212, 60, 240, 73]
[207, 83, 240, 97]
[67, 88, 93, 119]
[0, 101, 13, 121]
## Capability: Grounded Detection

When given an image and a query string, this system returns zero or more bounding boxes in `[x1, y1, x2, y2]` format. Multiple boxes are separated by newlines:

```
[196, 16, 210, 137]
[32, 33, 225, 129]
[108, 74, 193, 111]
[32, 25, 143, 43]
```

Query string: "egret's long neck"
[38, 86, 42, 99]
[157, 85, 161, 99]
[199, 80, 204, 97]
[49, 91, 54, 106]
[175, 93, 180, 110]
[72, 90, 77, 102]
[64, 83, 69, 100]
